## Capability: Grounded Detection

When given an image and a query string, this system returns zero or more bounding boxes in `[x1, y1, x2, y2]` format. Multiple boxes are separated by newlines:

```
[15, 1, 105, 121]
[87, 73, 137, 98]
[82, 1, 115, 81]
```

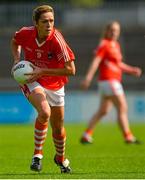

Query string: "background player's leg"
[111, 94, 140, 144]
[81, 96, 112, 143]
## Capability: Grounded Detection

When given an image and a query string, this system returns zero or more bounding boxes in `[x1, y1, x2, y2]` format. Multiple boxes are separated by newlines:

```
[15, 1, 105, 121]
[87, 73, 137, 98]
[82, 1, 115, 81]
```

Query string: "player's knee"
[99, 109, 109, 116]
[118, 104, 128, 114]
[38, 110, 50, 123]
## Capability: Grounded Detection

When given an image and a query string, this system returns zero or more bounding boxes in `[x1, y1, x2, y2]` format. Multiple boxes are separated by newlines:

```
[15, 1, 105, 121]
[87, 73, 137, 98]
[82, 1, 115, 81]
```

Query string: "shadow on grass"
[0, 171, 145, 176]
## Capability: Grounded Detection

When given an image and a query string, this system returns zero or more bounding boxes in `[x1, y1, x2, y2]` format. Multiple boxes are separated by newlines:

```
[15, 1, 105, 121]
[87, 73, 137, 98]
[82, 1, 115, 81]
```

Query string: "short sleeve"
[94, 40, 107, 60]
[54, 30, 75, 62]
[14, 27, 28, 46]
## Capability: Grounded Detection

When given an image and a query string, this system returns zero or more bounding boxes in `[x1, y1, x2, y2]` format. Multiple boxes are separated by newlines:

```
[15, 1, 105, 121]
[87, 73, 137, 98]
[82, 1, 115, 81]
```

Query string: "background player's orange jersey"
[94, 38, 123, 81]
[14, 26, 75, 90]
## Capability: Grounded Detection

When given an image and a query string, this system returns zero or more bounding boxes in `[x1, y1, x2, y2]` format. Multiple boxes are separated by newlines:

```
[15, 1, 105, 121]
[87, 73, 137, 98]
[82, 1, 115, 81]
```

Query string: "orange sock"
[124, 131, 134, 141]
[85, 128, 93, 136]
[34, 119, 48, 159]
[53, 128, 66, 163]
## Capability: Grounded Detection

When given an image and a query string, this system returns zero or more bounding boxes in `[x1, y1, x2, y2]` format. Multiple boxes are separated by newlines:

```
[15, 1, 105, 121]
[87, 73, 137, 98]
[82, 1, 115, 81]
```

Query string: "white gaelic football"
[12, 60, 33, 84]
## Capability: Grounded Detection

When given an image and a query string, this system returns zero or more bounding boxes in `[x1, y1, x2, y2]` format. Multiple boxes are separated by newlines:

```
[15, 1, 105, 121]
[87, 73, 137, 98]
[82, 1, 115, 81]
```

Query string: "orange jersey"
[14, 26, 75, 90]
[94, 38, 123, 81]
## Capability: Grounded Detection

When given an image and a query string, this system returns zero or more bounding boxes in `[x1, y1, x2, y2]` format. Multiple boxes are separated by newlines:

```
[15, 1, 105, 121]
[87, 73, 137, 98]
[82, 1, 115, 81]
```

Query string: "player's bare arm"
[11, 38, 21, 65]
[119, 62, 142, 77]
[81, 56, 101, 90]
[26, 60, 75, 83]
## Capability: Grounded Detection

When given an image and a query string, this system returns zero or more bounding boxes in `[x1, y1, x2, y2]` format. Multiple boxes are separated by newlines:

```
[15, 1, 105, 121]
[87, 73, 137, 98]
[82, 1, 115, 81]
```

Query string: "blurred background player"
[11, 5, 75, 173]
[80, 21, 142, 144]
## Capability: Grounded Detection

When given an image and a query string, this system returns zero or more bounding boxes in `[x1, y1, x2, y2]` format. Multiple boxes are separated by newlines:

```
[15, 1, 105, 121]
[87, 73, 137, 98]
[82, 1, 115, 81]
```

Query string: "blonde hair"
[102, 21, 120, 39]
[32, 5, 54, 23]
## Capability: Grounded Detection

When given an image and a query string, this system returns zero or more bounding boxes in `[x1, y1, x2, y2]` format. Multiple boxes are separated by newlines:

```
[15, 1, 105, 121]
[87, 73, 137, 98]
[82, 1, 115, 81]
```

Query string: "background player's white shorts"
[98, 80, 124, 96]
[21, 81, 65, 107]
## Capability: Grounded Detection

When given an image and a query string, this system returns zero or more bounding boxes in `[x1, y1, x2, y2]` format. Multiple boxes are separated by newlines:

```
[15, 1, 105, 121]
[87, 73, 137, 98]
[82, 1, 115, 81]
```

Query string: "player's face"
[107, 23, 120, 41]
[36, 12, 54, 37]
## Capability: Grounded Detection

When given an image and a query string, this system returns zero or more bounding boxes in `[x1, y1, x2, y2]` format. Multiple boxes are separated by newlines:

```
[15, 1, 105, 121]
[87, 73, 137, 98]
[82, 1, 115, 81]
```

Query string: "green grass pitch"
[0, 123, 145, 179]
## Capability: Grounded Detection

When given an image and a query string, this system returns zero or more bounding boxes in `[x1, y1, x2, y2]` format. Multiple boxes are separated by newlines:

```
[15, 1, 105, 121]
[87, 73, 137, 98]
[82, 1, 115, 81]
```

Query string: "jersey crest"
[48, 52, 53, 59]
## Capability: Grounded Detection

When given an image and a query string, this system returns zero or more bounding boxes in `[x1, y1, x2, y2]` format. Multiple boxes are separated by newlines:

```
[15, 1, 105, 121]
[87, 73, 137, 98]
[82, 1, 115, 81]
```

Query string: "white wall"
[65, 91, 145, 123]
[0, 91, 145, 123]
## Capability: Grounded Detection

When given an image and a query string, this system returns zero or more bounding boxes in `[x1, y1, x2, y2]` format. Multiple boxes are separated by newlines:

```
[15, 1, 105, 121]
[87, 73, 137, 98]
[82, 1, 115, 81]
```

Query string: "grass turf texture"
[0, 123, 145, 179]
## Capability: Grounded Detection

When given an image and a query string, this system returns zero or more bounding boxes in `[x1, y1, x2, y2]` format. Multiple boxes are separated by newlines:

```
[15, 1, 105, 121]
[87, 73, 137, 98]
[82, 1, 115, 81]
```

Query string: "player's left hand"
[24, 64, 43, 83]
[132, 67, 142, 77]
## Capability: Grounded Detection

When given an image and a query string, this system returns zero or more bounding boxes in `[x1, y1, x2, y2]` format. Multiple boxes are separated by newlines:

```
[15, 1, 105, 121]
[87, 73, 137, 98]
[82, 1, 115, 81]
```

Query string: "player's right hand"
[80, 79, 91, 90]
[132, 67, 142, 77]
